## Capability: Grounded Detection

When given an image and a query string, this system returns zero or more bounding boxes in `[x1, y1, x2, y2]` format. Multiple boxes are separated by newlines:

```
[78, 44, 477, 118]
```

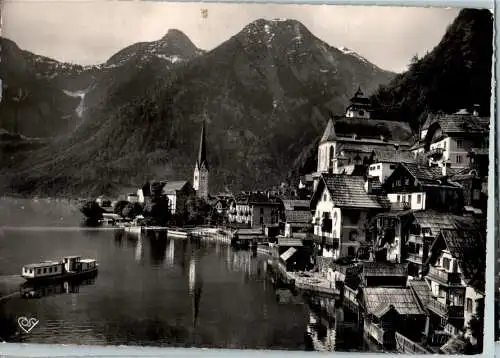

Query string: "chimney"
[472, 104, 480, 117]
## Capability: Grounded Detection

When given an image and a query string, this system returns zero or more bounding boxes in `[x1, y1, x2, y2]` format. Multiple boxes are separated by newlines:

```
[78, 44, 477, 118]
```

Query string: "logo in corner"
[17, 316, 39, 334]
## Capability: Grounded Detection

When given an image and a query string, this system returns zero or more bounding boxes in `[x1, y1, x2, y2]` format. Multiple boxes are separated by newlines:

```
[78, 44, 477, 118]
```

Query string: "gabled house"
[358, 287, 427, 349]
[283, 210, 312, 238]
[310, 173, 390, 260]
[423, 224, 486, 337]
[161, 181, 195, 215]
[367, 149, 416, 184]
[418, 109, 489, 170]
[383, 163, 464, 213]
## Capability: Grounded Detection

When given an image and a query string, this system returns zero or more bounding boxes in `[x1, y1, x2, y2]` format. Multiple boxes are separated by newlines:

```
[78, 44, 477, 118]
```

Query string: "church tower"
[193, 119, 209, 200]
[345, 87, 371, 119]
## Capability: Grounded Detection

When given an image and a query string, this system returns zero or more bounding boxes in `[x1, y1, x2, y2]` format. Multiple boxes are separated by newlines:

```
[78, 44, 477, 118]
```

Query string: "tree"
[80, 200, 105, 223]
[122, 202, 143, 219]
[185, 196, 210, 225]
[114, 200, 130, 216]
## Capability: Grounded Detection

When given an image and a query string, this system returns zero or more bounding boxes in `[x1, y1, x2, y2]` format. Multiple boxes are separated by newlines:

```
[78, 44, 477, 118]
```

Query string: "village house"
[366, 149, 416, 184]
[310, 87, 414, 191]
[310, 173, 390, 260]
[227, 192, 281, 229]
[415, 108, 489, 170]
[372, 211, 478, 277]
[382, 163, 464, 213]
[423, 225, 486, 338]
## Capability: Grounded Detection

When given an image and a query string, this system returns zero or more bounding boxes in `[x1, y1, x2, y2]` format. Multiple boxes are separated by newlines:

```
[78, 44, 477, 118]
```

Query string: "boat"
[21, 256, 99, 283]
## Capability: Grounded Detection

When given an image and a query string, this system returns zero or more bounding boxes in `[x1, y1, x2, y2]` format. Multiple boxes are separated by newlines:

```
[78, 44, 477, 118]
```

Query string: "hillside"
[3, 19, 394, 197]
[369, 8, 493, 131]
[288, 8, 494, 179]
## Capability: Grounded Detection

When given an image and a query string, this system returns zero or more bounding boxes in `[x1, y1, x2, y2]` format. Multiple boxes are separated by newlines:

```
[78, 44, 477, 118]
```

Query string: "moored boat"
[21, 256, 98, 283]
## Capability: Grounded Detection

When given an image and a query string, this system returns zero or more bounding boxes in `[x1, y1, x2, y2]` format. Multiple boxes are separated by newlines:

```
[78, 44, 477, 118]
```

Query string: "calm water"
[0, 197, 370, 351]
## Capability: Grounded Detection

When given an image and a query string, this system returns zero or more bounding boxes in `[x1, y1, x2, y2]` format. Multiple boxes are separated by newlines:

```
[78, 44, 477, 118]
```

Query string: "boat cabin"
[64, 256, 82, 272]
[22, 261, 62, 279]
[80, 259, 97, 272]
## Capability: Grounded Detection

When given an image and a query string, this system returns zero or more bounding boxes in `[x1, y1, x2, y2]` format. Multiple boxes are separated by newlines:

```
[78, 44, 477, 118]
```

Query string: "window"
[404, 177, 409, 185]
[377, 165, 381, 170]
[442, 257, 451, 270]
[417, 194, 421, 204]
[456, 139, 463, 149]
[397, 195, 401, 202]
[466, 298, 473, 313]
[444, 141, 447, 149]
[43, 268, 47, 274]
[408, 194, 412, 203]
[347, 247, 355, 256]
[323, 193, 327, 201]
[359, 110, 365, 116]
[329, 146, 334, 161]
[349, 231, 358, 241]
[260, 208, 264, 215]
[260, 217, 264, 224]
[390, 164, 396, 169]
[456, 155, 463, 163]
[473, 189, 480, 200]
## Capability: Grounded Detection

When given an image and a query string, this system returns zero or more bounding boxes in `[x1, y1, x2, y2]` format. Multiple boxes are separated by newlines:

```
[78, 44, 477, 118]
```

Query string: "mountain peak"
[161, 29, 191, 42]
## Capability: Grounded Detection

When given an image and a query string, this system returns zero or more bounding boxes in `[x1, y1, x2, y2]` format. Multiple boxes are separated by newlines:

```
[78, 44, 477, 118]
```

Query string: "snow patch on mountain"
[339, 46, 369, 64]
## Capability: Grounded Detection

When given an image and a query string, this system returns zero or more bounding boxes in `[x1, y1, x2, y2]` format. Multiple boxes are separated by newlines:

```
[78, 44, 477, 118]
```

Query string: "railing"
[407, 252, 423, 264]
[364, 321, 393, 346]
[390, 202, 411, 211]
[427, 297, 464, 319]
[427, 266, 462, 285]
[427, 147, 444, 159]
[395, 332, 431, 354]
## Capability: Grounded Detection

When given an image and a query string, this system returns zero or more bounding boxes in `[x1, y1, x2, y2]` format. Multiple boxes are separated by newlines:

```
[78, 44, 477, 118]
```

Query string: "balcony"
[427, 266, 462, 286]
[427, 147, 444, 159]
[407, 252, 423, 264]
[391, 202, 411, 211]
[427, 297, 464, 319]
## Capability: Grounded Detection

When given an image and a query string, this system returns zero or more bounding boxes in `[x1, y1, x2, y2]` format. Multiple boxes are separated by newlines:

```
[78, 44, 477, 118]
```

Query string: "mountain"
[369, 8, 493, 131]
[3, 19, 394, 197]
[0, 30, 204, 139]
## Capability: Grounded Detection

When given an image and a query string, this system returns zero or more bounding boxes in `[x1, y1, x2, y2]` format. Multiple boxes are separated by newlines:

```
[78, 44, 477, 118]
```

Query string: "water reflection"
[20, 277, 97, 299]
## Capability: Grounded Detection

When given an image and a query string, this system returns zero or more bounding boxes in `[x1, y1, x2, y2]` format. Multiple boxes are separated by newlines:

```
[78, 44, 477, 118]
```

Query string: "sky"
[2, 2, 462, 73]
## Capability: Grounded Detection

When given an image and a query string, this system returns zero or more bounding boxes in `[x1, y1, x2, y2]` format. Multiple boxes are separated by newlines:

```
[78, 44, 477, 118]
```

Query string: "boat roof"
[23, 261, 60, 268]
[64, 255, 81, 259]
[80, 259, 97, 263]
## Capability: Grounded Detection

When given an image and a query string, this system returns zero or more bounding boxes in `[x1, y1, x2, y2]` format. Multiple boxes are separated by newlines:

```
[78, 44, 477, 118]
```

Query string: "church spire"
[196, 117, 208, 170]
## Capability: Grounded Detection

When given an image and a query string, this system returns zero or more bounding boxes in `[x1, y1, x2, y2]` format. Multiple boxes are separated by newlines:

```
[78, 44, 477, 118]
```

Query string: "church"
[311, 87, 414, 190]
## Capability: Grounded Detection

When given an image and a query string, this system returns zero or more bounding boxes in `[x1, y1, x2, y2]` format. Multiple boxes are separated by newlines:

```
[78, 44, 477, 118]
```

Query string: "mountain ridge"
[3, 19, 396, 196]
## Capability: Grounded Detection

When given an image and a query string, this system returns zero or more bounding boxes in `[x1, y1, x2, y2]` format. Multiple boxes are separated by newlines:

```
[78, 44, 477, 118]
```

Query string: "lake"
[0, 197, 373, 351]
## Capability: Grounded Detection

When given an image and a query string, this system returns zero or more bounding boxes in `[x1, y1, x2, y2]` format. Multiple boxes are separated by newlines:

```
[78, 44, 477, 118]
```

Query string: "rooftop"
[362, 262, 408, 277]
[284, 210, 311, 224]
[422, 112, 489, 134]
[313, 174, 390, 209]
[363, 287, 425, 317]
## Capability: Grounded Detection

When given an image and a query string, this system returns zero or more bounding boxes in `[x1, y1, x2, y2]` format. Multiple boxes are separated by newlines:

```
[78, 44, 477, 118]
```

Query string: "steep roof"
[363, 287, 425, 317]
[320, 119, 336, 143]
[409, 280, 432, 307]
[284, 210, 311, 224]
[362, 262, 408, 277]
[422, 112, 489, 134]
[333, 117, 414, 143]
[400, 163, 444, 183]
[313, 174, 390, 209]
[371, 149, 416, 164]
[162, 180, 190, 194]
[438, 228, 486, 293]
[412, 211, 466, 236]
